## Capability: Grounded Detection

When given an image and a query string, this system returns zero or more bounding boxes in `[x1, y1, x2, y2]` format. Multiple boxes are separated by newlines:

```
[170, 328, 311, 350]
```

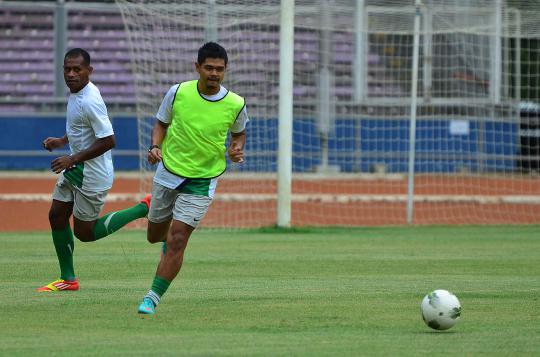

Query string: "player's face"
[63, 55, 93, 93]
[196, 57, 226, 95]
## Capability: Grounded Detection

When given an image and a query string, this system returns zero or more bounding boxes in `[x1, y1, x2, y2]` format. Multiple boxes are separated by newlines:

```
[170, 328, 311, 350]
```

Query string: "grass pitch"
[0, 226, 539, 356]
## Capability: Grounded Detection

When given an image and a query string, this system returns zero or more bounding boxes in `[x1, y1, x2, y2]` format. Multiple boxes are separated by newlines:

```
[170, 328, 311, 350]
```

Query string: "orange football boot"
[37, 279, 79, 292]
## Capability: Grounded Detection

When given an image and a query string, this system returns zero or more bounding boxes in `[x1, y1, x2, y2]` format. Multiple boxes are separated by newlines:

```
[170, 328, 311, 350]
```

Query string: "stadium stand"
[0, 4, 402, 113]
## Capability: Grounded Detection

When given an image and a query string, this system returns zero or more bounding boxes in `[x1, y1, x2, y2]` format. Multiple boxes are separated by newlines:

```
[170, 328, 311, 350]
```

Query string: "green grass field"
[1, 226, 539, 356]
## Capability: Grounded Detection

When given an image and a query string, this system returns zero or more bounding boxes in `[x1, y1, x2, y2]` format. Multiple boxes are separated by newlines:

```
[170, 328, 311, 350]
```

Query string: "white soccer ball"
[421, 289, 462, 330]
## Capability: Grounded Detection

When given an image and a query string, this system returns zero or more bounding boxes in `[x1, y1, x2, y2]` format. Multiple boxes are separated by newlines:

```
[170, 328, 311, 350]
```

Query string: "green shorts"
[52, 175, 108, 221]
[148, 181, 212, 228]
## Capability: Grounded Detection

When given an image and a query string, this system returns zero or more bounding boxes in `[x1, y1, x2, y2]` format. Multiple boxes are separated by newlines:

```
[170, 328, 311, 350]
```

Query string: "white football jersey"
[65, 82, 114, 191]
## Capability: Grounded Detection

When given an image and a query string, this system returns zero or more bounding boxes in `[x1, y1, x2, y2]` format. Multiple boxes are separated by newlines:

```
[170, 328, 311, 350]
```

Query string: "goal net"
[116, 0, 540, 227]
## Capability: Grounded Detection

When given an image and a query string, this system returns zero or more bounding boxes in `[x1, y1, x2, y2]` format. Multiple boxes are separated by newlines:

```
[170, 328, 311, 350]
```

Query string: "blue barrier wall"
[0, 115, 519, 172]
[0, 116, 140, 170]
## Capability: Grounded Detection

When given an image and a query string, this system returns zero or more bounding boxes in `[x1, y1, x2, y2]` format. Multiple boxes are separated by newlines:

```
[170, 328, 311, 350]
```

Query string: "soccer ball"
[421, 289, 462, 331]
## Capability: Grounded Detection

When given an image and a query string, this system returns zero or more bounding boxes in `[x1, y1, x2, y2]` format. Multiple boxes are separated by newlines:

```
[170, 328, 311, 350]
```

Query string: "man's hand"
[51, 155, 75, 174]
[228, 143, 244, 163]
[148, 147, 163, 165]
[43, 137, 66, 152]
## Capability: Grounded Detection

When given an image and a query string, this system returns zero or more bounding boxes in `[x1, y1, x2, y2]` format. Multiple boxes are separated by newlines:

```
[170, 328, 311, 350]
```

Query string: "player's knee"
[146, 221, 168, 243]
[146, 232, 163, 244]
[167, 231, 189, 253]
[74, 232, 94, 242]
[166, 240, 184, 255]
[48, 208, 69, 230]
[73, 226, 95, 242]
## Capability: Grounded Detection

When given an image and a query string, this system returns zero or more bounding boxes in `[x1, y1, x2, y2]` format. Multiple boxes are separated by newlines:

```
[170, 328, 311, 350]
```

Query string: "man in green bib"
[137, 42, 248, 314]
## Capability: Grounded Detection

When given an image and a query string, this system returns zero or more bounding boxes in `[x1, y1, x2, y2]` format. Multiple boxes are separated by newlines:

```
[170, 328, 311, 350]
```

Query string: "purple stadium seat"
[101, 29, 128, 39]
[92, 62, 128, 72]
[0, 83, 13, 93]
[0, 61, 53, 72]
[99, 84, 135, 96]
[293, 86, 317, 97]
[2, 72, 53, 83]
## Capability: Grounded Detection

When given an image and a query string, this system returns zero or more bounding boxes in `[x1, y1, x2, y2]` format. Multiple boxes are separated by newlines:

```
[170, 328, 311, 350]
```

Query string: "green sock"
[151, 275, 171, 297]
[93, 202, 149, 240]
[144, 275, 171, 307]
[52, 227, 75, 281]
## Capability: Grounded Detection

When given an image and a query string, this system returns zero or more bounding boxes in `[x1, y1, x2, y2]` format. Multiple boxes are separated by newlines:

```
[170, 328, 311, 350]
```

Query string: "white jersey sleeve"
[83, 94, 114, 138]
[231, 106, 249, 133]
[156, 84, 180, 124]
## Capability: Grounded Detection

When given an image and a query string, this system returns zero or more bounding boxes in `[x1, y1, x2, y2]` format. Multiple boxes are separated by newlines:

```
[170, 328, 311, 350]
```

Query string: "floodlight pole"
[490, 0, 502, 104]
[316, 0, 337, 173]
[354, 0, 366, 102]
[54, 0, 67, 98]
[422, 4, 432, 101]
[277, 0, 294, 227]
[513, 8, 521, 103]
[205, 0, 218, 42]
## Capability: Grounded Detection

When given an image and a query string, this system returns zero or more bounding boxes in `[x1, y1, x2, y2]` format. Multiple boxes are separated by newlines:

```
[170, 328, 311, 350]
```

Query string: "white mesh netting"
[117, 0, 540, 227]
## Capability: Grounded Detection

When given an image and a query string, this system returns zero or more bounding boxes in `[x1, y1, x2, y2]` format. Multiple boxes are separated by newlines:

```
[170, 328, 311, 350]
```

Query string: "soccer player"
[137, 42, 248, 314]
[37, 48, 151, 292]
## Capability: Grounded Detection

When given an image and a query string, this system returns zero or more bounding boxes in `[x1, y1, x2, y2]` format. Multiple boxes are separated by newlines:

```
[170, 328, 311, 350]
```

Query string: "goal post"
[277, 0, 295, 228]
[116, 0, 540, 227]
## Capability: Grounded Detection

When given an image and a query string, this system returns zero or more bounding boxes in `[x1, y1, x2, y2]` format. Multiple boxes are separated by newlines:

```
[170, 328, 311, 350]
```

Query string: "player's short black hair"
[197, 42, 228, 66]
[64, 48, 91, 66]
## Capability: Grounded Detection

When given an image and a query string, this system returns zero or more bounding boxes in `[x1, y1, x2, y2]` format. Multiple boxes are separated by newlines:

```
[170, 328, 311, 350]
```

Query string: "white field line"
[1, 171, 537, 181]
[1, 193, 539, 204]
